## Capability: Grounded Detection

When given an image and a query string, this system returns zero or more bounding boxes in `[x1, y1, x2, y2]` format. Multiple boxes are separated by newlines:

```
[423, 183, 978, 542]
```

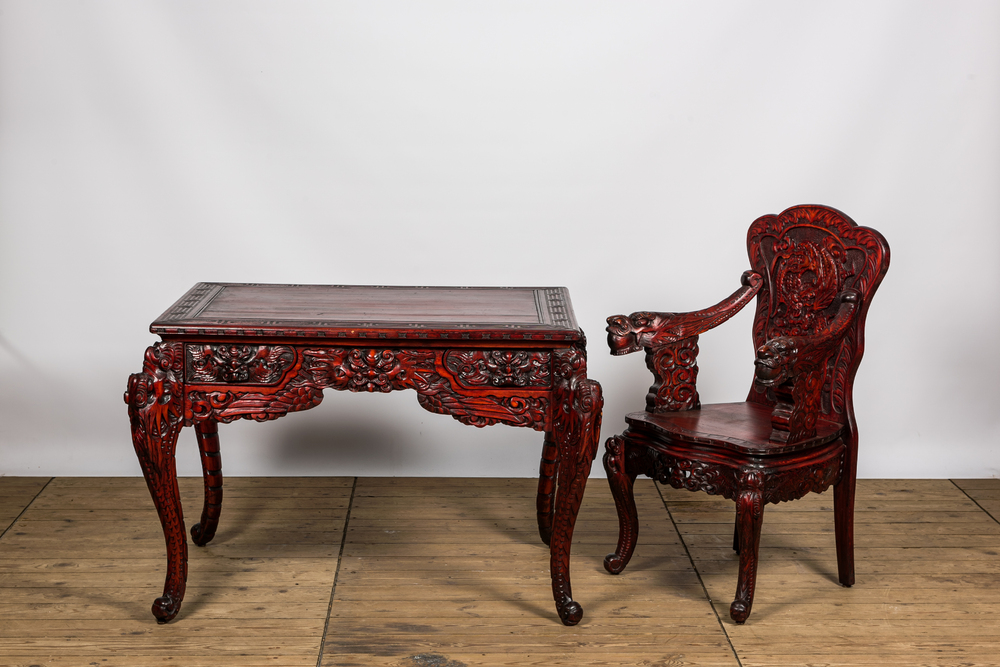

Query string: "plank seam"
[951, 479, 1000, 526]
[316, 476, 357, 667]
[655, 481, 744, 667]
[0, 477, 54, 540]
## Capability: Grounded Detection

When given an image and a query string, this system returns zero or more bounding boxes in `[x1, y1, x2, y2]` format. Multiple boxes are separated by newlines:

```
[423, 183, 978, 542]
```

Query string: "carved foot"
[603, 553, 628, 575]
[729, 599, 751, 624]
[555, 596, 584, 626]
[152, 594, 183, 624]
[190, 523, 211, 546]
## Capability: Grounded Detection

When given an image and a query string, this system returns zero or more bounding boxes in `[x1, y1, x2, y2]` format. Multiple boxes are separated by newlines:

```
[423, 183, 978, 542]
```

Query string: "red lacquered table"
[125, 284, 603, 625]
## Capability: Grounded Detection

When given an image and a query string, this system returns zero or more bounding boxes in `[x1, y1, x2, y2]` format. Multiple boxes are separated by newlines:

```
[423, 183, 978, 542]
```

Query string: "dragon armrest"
[606, 271, 763, 413]
[606, 271, 763, 356]
[753, 290, 860, 442]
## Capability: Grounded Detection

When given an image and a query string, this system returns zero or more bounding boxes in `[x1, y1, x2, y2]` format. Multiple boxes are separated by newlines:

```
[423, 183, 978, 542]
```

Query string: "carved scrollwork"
[643, 445, 843, 506]
[414, 374, 548, 430]
[444, 350, 551, 388]
[186, 344, 294, 384]
[763, 452, 843, 504]
[646, 337, 701, 413]
[187, 346, 551, 431]
[188, 382, 325, 424]
[651, 454, 737, 499]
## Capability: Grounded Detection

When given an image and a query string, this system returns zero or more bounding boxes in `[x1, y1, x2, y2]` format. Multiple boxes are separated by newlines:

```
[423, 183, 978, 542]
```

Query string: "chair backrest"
[745, 205, 890, 422]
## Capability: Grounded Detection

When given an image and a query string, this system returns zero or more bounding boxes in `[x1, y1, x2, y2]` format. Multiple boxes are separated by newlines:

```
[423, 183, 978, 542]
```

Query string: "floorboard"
[0, 475, 996, 666]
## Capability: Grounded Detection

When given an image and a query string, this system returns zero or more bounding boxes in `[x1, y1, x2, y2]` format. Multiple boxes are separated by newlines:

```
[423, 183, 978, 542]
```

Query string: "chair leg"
[730, 485, 764, 624]
[603, 435, 639, 574]
[833, 468, 856, 587]
[732, 513, 740, 554]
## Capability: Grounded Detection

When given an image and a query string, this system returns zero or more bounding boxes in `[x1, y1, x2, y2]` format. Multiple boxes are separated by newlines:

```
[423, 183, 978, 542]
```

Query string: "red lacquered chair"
[602, 205, 889, 623]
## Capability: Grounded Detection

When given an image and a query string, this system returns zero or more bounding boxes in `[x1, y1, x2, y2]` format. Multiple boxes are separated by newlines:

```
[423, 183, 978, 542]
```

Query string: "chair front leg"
[731, 471, 765, 624]
[603, 435, 640, 574]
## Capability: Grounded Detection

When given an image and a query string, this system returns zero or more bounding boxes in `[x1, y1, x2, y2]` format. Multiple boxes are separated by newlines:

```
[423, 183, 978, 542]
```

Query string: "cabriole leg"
[603, 435, 639, 574]
[730, 481, 764, 624]
[549, 375, 603, 626]
[125, 342, 188, 623]
[536, 433, 559, 546]
[191, 420, 223, 546]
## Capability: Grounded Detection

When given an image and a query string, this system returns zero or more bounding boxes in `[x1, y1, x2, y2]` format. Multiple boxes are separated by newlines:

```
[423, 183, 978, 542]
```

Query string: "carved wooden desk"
[125, 284, 603, 626]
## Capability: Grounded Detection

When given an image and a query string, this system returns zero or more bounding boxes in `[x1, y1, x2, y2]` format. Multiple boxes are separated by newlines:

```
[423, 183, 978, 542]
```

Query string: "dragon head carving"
[754, 336, 799, 387]
[606, 311, 679, 355]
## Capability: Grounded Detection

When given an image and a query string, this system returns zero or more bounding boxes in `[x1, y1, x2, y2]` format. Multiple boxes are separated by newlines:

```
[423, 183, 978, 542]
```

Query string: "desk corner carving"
[126, 342, 186, 459]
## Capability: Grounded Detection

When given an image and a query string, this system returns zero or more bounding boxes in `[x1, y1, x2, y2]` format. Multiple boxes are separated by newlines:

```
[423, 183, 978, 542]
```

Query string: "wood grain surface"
[0, 476, 997, 666]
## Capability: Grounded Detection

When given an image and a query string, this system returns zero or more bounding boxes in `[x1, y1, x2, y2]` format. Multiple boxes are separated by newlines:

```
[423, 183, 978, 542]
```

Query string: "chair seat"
[625, 402, 845, 456]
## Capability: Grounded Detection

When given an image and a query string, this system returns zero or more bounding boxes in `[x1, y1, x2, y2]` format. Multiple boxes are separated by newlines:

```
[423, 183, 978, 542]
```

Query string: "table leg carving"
[192, 420, 223, 547]
[125, 342, 188, 623]
[549, 349, 603, 626]
[536, 433, 558, 546]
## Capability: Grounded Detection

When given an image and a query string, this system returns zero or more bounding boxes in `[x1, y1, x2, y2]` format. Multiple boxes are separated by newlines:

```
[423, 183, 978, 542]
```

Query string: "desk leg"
[191, 420, 223, 546]
[536, 433, 558, 545]
[549, 375, 603, 626]
[125, 342, 189, 623]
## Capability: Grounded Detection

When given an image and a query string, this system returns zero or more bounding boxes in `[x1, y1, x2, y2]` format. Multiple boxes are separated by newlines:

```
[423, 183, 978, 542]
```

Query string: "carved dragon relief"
[444, 350, 551, 388]
[767, 234, 854, 338]
[748, 207, 888, 419]
[187, 344, 295, 384]
[186, 347, 551, 431]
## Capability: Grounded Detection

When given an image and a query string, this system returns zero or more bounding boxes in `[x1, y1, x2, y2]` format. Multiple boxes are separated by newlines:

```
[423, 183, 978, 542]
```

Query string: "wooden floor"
[0, 476, 998, 667]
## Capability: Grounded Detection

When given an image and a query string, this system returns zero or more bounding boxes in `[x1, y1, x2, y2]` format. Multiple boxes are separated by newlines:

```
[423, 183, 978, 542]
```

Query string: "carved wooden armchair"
[602, 205, 889, 623]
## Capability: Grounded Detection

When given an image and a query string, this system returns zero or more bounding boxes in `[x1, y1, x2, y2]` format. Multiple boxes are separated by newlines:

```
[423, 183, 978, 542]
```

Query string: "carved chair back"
[745, 205, 890, 424]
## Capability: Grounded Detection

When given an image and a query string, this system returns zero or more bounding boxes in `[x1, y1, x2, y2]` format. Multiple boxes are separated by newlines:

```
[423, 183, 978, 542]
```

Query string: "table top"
[151, 283, 582, 342]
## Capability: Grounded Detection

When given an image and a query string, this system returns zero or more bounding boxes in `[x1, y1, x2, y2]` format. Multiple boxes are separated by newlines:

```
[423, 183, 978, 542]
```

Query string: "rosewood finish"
[125, 285, 602, 625]
[603, 205, 889, 623]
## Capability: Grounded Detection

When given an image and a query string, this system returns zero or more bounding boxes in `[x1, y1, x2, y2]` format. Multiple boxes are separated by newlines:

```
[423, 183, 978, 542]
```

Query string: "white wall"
[1, 1, 997, 478]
